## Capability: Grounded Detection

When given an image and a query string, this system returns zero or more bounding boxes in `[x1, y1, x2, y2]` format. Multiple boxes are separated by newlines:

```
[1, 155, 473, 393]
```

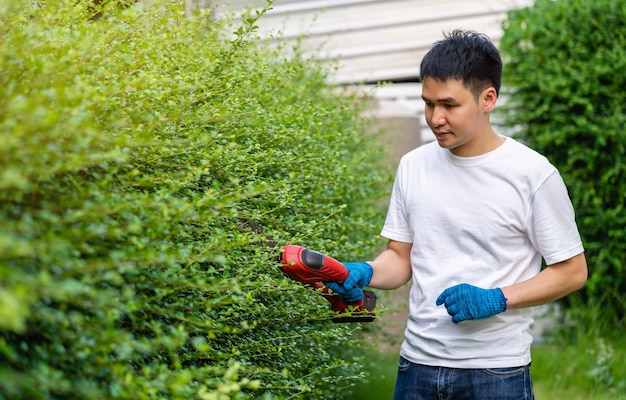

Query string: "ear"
[481, 87, 498, 112]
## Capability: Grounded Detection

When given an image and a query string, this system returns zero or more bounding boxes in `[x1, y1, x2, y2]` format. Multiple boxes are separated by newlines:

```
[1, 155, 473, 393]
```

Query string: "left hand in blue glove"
[435, 283, 507, 324]
[324, 262, 373, 303]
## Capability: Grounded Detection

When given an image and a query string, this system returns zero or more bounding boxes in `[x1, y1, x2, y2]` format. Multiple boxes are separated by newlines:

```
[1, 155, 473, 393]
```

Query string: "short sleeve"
[381, 163, 413, 244]
[527, 171, 584, 265]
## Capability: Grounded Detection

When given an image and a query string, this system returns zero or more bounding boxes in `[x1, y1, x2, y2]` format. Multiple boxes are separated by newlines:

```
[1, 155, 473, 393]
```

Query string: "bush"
[499, 0, 626, 330]
[0, 1, 391, 398]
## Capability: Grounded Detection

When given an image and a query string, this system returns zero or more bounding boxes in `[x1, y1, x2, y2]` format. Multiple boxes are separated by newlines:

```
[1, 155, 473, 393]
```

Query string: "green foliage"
[531, 336, 626, 398]
[0, 0, 391, 398]
[499, 0, 626, 328]
[350, 350, 397, 400]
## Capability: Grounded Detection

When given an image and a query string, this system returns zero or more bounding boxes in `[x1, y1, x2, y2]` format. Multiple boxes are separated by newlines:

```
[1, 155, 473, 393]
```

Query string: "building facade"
[213, 0, 531, 148]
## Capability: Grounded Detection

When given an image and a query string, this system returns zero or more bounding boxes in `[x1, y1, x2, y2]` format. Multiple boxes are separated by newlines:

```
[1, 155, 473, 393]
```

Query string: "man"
[325, 30, 587, 399]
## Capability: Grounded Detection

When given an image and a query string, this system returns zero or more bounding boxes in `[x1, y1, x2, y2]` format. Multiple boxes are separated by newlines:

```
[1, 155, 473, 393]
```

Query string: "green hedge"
[499, 0, 626, 328]
[0, 1, 391, 398]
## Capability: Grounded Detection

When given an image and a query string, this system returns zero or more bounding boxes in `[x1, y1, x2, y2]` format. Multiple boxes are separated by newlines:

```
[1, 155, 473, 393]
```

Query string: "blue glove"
[324, 262, 373, 303]
[436, 283, 507, 324]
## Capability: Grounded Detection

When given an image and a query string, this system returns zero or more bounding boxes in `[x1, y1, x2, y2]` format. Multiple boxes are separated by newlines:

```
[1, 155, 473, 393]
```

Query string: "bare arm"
[501, 252, 588, 309]
[368, 240, 413, 290]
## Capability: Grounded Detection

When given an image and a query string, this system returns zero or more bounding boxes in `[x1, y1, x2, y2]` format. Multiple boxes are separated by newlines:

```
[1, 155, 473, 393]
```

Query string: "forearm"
[368, 240, 413, 290]
[502, 253, 588, 309]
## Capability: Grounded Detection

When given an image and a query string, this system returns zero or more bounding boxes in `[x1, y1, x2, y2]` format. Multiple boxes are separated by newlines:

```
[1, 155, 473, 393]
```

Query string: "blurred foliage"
[0, 0, 391, 398]
[499, 0, 626, 330]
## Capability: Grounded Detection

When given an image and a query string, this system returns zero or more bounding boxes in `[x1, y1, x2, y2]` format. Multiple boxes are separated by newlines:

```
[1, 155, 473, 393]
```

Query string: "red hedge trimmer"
[276, 244, 376, 323]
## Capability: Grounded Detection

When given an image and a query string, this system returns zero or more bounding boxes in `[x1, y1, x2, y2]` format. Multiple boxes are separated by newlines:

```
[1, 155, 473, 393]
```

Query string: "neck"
[450, 129, 504, 157]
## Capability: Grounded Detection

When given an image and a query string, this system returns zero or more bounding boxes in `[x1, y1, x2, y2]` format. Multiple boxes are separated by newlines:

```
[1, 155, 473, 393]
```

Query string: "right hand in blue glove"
[436, 283, 507, 324]
[324, 262, 373, 302]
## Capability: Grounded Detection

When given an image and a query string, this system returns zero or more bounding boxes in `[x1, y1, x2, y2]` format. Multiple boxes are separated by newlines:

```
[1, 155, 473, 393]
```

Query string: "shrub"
[0, 1, 391, 398]
[498, 0, 626, 330]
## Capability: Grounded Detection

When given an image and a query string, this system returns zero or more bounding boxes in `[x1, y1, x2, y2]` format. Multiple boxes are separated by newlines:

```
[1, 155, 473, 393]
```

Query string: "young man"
[325, 30, 587, 399]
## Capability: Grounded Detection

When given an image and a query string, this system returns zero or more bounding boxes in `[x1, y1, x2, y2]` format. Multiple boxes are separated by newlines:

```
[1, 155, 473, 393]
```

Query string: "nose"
[428, 106, 446, 128]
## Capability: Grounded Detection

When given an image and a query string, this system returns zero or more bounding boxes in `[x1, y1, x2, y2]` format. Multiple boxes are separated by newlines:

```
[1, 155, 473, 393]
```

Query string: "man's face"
[421, 77, 495, 157]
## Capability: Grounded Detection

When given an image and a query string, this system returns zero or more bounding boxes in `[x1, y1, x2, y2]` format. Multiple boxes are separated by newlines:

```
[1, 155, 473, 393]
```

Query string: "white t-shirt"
[381, 136, 584, 368]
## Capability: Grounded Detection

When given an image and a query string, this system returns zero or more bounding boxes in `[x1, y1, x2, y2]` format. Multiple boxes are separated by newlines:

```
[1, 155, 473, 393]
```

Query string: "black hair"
[419, 30, 502, 98]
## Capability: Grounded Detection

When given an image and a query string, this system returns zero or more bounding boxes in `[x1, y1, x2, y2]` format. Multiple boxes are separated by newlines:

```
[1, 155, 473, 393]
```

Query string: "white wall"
[214, 0, 532, 83]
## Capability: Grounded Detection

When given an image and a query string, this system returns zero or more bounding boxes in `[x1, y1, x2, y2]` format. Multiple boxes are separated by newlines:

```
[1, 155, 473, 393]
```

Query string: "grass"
[350, 351, 397, 399]
[531, 336, 626, 399]
[350, 336, 626, 399]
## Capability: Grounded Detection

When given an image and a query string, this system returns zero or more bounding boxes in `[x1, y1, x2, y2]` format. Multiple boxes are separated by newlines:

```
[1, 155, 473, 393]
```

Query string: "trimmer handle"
[279, 244, 349, 283]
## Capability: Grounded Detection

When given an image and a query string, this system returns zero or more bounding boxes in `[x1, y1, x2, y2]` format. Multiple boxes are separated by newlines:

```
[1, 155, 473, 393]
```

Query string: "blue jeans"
[393, 356, 534, 400]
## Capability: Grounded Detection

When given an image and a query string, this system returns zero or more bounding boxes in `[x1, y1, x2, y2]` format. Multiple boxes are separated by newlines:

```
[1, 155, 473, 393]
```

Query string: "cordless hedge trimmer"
[277, 244, 376, 323]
